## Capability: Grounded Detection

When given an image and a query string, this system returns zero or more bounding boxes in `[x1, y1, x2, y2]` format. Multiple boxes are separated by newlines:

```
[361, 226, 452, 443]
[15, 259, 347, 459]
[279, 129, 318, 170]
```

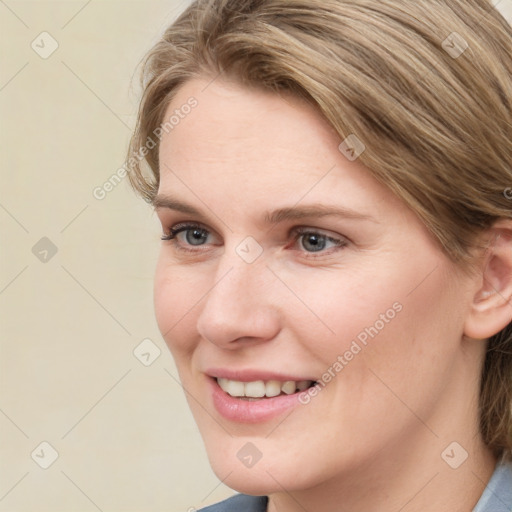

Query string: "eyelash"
[161, 222, 348, 257]
[160, 223, 207, 246]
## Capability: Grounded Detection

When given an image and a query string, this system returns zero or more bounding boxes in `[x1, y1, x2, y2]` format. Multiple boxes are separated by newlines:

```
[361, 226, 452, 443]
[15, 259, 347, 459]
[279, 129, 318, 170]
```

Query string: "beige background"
[1, 1, 511, 511]
[0, 1, 234, 511]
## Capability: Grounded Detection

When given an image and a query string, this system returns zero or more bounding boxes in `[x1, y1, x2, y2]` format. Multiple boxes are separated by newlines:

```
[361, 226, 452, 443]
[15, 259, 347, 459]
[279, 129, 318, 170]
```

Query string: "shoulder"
[473, 459, 512, 512]
[198, 494, 268, 512]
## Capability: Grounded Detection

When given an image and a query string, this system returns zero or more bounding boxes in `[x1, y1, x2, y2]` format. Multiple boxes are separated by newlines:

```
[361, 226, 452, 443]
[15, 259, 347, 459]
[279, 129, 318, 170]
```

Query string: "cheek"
[328, 260, 466, 429]
[284, 254, 465, 402]
[279, 262, 408, 362]
[153, 257, 206, 356]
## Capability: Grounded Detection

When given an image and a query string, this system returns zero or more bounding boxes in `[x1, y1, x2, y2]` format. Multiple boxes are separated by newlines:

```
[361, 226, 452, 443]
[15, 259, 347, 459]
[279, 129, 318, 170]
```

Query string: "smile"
[216, 378, 315, 399]
[208, 373, 319, 423]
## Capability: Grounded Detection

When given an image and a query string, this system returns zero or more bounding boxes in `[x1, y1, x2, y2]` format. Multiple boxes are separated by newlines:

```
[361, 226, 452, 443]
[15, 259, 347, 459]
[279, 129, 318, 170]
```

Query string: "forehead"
[160, 77, 337, 165]
[156, 77, 401, 219]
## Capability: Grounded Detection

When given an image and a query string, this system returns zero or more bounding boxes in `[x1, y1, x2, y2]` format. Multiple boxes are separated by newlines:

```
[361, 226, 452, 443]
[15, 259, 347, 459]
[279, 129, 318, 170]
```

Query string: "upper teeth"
[217, 378, 313, 398]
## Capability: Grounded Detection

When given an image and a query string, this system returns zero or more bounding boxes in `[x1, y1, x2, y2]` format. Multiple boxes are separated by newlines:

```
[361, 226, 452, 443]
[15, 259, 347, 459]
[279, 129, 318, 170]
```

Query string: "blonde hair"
[128, 0, 512, 459]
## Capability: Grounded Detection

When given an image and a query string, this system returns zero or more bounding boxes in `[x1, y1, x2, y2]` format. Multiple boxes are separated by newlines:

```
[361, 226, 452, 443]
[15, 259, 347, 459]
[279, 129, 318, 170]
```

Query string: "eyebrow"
[153, 194, 378, 224]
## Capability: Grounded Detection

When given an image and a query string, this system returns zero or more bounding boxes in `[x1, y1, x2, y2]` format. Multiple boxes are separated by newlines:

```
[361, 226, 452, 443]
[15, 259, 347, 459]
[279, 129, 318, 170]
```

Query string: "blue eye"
[183, 227, 209, 245]
[300, 233, 328, 252]
[294, 228, 347, 254]
[161, 222, 348, 257]
[161, 223, 211, 246]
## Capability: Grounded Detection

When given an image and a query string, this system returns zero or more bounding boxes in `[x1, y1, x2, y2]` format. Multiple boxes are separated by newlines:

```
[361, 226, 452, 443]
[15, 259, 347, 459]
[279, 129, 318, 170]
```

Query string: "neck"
[267, 434, 497, 512]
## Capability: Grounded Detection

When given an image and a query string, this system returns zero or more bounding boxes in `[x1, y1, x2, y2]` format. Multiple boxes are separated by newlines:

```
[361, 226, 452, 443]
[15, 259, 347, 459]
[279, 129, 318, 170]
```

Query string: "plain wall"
[0, 1, 234, 511]
[1, 1, 511, 511]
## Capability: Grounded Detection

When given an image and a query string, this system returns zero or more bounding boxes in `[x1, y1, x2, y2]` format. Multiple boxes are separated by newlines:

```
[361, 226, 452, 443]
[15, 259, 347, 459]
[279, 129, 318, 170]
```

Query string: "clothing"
[199, 494, 267, 512]
[199, 460, 512, 511]
[473, 458, 512, 512]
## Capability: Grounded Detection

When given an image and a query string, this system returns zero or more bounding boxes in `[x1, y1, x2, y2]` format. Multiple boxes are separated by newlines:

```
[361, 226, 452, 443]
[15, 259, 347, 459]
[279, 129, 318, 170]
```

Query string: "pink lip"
[208, 376, 309, 424]
[206, 367, 317, 382]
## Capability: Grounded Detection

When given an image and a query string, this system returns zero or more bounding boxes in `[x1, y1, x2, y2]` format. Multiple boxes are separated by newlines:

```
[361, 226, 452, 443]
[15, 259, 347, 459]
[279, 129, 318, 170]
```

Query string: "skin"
[153, 77, 511, 512]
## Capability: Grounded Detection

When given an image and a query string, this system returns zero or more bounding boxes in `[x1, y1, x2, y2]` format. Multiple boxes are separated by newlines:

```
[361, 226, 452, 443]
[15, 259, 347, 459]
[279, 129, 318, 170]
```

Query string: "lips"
[206, 369, 318, 423]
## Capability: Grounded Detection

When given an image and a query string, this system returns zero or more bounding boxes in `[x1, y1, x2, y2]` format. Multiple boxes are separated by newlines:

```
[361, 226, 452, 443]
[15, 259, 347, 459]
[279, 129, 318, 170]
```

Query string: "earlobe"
[464, 222, 512, 340]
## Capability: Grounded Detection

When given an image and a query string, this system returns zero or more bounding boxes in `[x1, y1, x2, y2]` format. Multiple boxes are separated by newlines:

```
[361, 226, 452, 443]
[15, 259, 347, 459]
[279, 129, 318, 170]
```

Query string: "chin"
[203, 438, 334, 496]
[208, 456, 292, 496]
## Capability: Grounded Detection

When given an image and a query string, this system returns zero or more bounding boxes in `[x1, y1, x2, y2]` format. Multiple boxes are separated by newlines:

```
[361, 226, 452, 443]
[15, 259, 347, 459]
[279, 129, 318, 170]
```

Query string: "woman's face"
[154, 77, 480, 494]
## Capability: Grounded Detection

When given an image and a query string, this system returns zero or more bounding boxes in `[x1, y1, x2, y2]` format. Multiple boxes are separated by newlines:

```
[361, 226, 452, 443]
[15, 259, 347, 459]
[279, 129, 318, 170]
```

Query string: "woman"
[127, 0, 512, 510]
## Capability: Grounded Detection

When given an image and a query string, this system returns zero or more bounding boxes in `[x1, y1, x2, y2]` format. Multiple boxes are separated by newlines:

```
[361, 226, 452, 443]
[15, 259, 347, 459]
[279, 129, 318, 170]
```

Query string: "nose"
[196, 251, 281, 349]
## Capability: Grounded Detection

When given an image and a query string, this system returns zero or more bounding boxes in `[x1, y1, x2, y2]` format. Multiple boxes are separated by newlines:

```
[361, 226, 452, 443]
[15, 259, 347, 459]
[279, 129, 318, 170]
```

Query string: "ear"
[464, 220, 512, 340]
